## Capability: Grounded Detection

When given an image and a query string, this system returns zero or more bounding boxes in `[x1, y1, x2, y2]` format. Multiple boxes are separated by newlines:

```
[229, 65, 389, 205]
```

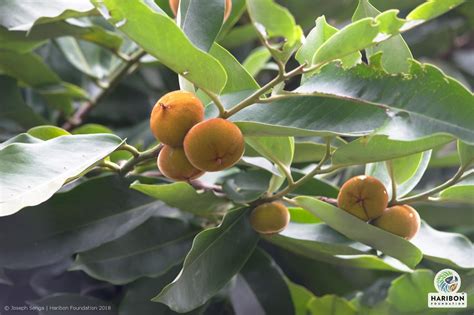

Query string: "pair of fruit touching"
[169, 0, 232, 21]
[150, 91, 245, 181]
[337, 175, 420, 240]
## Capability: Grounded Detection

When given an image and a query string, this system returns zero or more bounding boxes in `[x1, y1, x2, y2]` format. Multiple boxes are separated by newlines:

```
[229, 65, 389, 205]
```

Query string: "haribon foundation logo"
[428, 269, 467, 308]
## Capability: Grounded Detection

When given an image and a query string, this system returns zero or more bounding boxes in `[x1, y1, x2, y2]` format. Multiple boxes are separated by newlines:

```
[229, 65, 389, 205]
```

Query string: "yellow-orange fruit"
[337, 175, 388, 221]
[150, 91, 204, 147]
[372, 205, 421, 240]
[250, 202, 290, 235]
[158, 145, 205, 181]
[169, 0, 232, 21]
[183, 118, 244, 172]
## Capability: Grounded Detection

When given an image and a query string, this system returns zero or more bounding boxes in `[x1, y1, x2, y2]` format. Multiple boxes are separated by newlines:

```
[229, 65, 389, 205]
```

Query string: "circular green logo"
[434, 269, 461, 293]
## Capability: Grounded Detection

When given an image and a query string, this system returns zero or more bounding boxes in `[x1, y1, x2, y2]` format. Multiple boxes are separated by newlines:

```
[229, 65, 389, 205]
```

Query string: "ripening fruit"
[158, 145, 205, 181]
[337, 175, 388, 221]
[372, 205, 421, 240]
[250, 202, 290, 235]
[150, 91, 204, 147]
[183, 118, 245, 172]
[169, 0, 233, 21]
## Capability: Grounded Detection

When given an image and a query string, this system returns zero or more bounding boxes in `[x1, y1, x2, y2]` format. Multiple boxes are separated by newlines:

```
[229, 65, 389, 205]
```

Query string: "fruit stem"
[118, 143, 140, 158]
[199, 87, 227, 117]
[386, 160, 397, 203]
[266, 137, 334, 201]
[395, 166, 472, 205]
[119, 143, 163, 176]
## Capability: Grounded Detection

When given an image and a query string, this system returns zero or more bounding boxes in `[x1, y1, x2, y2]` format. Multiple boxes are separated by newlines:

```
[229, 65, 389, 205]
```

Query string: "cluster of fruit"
[337, 175, 421, 240]
[150, 91, 245, 181]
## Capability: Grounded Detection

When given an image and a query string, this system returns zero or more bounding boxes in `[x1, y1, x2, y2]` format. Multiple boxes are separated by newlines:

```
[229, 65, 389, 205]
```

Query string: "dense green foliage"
[0, 0, 473, 314]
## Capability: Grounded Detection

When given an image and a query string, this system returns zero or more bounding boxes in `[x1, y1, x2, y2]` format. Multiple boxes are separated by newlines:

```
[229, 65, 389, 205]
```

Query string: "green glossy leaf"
[438, 173, 474, 204]
[0, 76, 48, 129]
[73, 217, 196, 285]
[93, 0, 227, 93]
[120, 269, 206, 315]
[56, 37, 120, 79]
[246, 0, 303, 62]
[31, 294, 116, 314]
[268, 222, 412, 272]
[209, 43, 259, 94]
[222, 170, 271, 204]
[0, 26, 46, 52]
[231, 249, 295, 315]
[0, 134, 123, 216]
[220, 23, 258, 49]
[333, 135, 452, 166]
[289, 207, 321, 224]
[296, 16, 361, 69]
[295, 196, 423, 268]
[298, 61, 474, 144]
[0, 0, 95, 31]
[28, 125, 70, 140]
[412, 222, 474, 269]
[131, 181, 233, 215]
[415, 202, 474, 227]
[307, 295, 357, 315]
[288, 281, 314, 315]
[0, 133, 42, 149]
[458, 140, 474, 168]
[0, 176, 163, 268]
[153, 208, 259, 313]
[290, 170, 339, 198]
[243, 47, 272, 77]
[178, 0, 225, 52]
[387, 270, 435, 313]
[246, 136, 295, 177]
[72, 123, 113, 135]
[352, 0, 412, 73]
[366, 151, 432, 199]
[407, 0, 465, 21]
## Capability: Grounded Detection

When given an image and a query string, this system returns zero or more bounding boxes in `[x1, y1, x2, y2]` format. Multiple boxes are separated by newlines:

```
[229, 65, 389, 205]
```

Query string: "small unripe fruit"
[372, 205, 421, 240]
[158, 145, 204, 181]
[250, 202, 290, 235]
[183, 118, 244, 172]
[337, 175, 388, 221]
[169, 0, 232, 21]
[150, 91, 204, 147]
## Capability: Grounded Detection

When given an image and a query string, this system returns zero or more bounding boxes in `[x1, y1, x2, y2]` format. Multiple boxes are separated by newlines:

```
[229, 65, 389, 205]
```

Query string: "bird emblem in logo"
[435, 269, 461, 293]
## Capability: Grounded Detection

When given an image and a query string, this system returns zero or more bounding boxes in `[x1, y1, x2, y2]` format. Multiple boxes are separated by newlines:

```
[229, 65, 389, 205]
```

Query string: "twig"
[98, 160, 121, 172]
[396, 167, 470, 204]
[62, 49, 146, 130]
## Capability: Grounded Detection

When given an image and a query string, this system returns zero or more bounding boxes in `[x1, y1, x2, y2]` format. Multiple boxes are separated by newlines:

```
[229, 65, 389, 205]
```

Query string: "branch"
[199, 87, 226, 117]
[396, 166, 470, 204]
[62, 49, 146, 130]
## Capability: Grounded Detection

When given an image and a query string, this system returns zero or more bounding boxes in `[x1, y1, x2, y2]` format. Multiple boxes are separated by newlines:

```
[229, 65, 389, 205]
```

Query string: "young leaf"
[72, 217, 197, 285]
[243, 47, 272, 78]
[209, 43, 259, 94]
[437, 172, 474, 204]
[28, 125, 70, 140]
[366, 151, 432, 199]
[296, 16, 361, 69]
[153, 208, 259, 313]
[332, 135, 452, 166]
[0, 134, 123, 216]
[131, 181, 233, 215]
[0, 176, 164, 268]
[246, 0, 303, 62]
[352, 0, 412, 73]
[294, 196, 423, 268]
[92, 0, 227, 93]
